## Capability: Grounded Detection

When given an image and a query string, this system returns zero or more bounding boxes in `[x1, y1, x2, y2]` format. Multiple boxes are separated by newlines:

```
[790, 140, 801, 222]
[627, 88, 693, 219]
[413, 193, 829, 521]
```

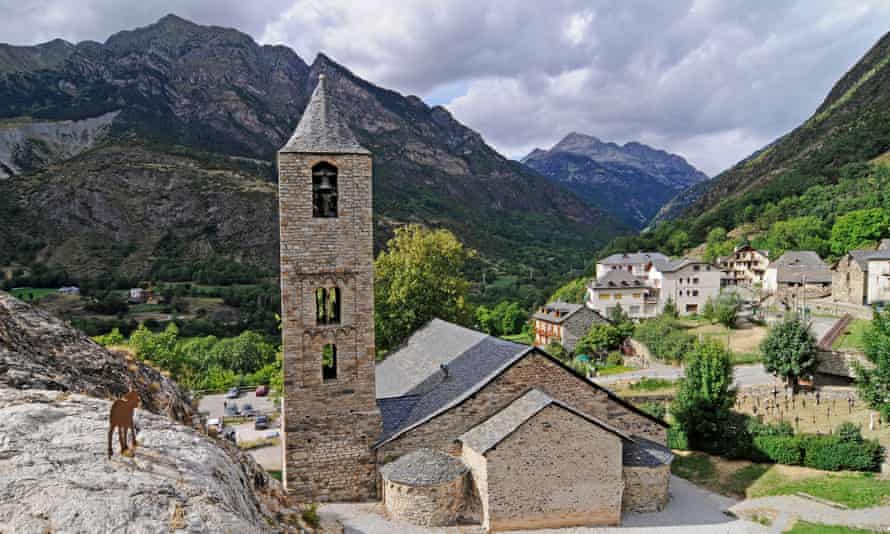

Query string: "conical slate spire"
[280, 74, 370, 154]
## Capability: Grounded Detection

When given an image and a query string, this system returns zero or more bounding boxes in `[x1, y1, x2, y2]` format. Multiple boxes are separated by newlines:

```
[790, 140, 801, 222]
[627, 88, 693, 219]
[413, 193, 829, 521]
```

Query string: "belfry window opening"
[322, 343, 337, 381]
[315, 287, 341, 325]
[312, 162, 338, 218]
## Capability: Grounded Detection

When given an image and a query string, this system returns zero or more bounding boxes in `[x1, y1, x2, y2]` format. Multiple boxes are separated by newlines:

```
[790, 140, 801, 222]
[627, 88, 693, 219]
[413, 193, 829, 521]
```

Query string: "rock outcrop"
[0, 293, 290, 532]
[0, 291, 194, 423]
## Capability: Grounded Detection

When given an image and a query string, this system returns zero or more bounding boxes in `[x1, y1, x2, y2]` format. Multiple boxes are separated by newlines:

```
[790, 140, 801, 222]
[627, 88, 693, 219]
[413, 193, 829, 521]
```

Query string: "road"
[594, 364, 777, 389]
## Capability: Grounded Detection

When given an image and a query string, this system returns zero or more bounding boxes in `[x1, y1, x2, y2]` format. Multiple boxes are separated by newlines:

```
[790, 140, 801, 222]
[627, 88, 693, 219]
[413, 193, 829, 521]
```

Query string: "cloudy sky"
[4, 1, 890, 175]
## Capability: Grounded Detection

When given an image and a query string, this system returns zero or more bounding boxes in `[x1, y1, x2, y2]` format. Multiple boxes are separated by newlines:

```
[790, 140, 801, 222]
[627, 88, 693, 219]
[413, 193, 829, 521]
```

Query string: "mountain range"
[522, 133, 708, 228]
[0, 14, 625, 296]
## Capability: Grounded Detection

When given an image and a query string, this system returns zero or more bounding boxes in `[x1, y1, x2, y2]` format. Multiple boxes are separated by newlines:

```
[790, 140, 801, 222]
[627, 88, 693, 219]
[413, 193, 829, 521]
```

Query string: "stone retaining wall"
[816, 349, 872, 379]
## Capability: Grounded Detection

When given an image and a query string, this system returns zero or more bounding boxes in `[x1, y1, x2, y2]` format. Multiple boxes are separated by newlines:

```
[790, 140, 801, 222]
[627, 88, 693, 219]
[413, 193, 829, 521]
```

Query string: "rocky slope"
[0, 14, 622, 283]
[522, 132, 708, 228]
[0, 291, 290, 532]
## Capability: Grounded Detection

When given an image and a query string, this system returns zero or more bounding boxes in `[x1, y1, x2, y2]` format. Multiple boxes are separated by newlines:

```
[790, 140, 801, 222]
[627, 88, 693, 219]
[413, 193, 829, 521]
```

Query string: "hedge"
[753, 435, 803, 465]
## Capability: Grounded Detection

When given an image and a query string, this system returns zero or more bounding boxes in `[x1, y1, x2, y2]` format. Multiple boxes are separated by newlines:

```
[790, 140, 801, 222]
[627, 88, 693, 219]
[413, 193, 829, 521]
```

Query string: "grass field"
[9, 287, 58, 301]
[832, 319, 871, 351]
[678, 319, 767, 363]
[671, 451, 890, 509]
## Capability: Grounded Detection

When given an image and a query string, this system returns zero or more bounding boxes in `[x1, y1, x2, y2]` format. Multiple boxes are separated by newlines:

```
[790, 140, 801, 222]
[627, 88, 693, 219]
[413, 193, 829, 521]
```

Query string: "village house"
[278, 77, 672, 531]
[832, 239, 890, 306]
[764, 251, 832, 302]
[586, 269, 658, 319]
[648, 258, 723, 315]
[595, 251, 669, 279]
[532, 301, 608, 351]
[717, 244, 769, 287]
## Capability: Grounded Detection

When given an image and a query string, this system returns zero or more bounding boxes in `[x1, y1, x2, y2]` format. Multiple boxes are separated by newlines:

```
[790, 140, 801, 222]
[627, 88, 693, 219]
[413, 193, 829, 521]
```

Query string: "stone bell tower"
[278, 74, 382, 501]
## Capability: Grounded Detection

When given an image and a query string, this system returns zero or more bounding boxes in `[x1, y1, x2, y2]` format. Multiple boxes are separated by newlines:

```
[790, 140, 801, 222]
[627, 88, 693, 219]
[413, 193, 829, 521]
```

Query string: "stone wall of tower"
[278, 151, 382, 502]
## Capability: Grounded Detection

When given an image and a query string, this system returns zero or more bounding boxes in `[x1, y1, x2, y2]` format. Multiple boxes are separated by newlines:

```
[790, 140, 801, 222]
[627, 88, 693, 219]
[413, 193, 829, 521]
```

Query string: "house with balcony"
[718, 245, 769, 287]
[595, 252, 669, 279]
[587, 270, 658, 319]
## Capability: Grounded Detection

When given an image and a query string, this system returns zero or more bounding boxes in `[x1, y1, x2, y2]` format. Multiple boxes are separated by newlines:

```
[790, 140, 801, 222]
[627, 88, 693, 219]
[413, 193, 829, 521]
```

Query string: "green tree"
[715, 292, 741, 329]
[474, 305, 499, 335]
[670, 340, 736, 451]
[575, 323, 622, 357]
[761, 216, 829, 258]
[760, 317, 818, 392]
[544, 341, 568, 361]
[856, 309, 890, 419]
[500, 302, 527, 335]
[93, 328, 125, 346]
[375, 225, 473, 352]
[704, 227, 734, 263]
[208, 331, 277, 376]
[702, 297, 717, 323]
[662, 297, 678, 319]
[668, 230, 690, 255]
[129, 323, 181, 371]
[830, 208, 889, 256]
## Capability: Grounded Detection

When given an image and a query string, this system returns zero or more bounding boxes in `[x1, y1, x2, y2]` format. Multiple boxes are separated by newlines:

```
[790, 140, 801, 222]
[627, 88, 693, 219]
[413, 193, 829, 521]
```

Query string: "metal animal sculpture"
[108, 391, 140, 458]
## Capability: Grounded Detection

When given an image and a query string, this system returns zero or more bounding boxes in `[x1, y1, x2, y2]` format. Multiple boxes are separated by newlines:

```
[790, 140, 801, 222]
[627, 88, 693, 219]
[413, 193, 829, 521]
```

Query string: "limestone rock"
[0, 388, 283, 533]
[0, 291, 195, 425]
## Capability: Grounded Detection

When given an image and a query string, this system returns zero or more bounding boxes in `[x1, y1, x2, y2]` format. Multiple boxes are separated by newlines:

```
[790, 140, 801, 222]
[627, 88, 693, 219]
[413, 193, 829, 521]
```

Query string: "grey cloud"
[2, 0, 889, 176]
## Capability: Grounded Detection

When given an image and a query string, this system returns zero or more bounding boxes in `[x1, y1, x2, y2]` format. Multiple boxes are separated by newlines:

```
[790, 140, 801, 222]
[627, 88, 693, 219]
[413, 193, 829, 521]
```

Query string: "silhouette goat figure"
[108, 391, 140, 458]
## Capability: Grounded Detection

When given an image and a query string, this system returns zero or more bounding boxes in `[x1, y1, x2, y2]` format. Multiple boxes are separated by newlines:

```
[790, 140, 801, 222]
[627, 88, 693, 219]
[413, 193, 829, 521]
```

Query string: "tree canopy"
[830, 208, 889, 256]
[856, 309, 890, 419]
[760, 316, 818, 392]
[375, 225, 474, 352]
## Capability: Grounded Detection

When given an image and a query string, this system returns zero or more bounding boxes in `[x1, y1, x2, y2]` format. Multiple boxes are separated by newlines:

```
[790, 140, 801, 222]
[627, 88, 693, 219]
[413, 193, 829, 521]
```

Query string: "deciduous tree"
[761, 316, 818, 392]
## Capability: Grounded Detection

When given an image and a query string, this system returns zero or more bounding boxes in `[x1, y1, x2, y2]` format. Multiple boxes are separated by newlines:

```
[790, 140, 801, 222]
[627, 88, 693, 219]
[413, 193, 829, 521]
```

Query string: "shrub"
[605, 351, 624, 367]
[301, 504, 320, 528]
[667, 426, 689, 449]
[753, 435, 803, 465]
[800, 435, 883, 472]
[629, 377, 676, 391]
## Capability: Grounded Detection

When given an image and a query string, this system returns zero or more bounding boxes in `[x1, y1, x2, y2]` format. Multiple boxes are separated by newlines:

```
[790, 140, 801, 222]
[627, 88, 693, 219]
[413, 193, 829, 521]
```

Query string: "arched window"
[322, 343, 337, 381]
[312, 162, 338, 218]
[315, 287, 341, 325]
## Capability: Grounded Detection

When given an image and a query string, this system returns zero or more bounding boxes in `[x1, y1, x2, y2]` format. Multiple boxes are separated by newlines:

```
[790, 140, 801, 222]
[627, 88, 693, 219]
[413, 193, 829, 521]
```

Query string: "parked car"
[263, 430, 280, 439]
[255, 385, 269, 397]
[254, 415, 269, 430]
[222, 428, 236, 443]
[225, 387, 240, 399]
[206, 417, 222, 432]
[224, 403, 239, 417]
[242, 403, 256, 417]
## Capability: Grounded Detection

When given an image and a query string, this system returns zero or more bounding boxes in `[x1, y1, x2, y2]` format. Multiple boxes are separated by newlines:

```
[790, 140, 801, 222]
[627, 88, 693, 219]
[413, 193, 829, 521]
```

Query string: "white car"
[206, 418, 222, 431]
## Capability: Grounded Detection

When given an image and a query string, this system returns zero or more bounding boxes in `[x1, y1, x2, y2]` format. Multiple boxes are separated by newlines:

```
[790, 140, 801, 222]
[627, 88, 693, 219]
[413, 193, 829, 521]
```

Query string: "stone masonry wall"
[382, 476, 466, 527]
[562, 307, 606, 352]
[378, 352, 666, 460]
[622, 464, 671, 513]
[278, 151, 382, 502]
[832, 258, 867, 306]
[483, 405, 624, 530]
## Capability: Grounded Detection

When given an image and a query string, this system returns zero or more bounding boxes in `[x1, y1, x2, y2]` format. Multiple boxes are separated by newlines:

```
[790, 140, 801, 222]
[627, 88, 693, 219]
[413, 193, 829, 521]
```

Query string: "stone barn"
[278, 77, 672, 531]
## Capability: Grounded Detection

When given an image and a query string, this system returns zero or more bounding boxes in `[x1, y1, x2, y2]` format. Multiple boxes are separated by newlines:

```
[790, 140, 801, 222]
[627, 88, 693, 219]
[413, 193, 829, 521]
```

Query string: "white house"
[595, 252, 669, 279]
[718, 245, 769, 287]
[648, 258, 722, 315]
[586, 270, 658, 319]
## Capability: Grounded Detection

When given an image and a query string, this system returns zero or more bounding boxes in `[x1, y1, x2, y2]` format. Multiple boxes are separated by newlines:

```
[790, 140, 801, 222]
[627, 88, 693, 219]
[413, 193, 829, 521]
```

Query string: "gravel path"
[731, 495, 890, 532]
[320, 476, 767, 534]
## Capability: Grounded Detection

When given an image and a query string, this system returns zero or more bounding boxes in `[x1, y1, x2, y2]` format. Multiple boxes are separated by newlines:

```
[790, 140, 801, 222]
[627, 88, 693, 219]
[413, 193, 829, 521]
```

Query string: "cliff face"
[0, 292, 290, 532]
[0, 14, 623, 282]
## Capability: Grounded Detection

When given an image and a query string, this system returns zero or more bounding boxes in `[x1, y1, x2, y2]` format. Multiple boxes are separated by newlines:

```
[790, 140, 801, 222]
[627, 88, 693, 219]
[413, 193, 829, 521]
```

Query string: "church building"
[278, 75, 672, 531]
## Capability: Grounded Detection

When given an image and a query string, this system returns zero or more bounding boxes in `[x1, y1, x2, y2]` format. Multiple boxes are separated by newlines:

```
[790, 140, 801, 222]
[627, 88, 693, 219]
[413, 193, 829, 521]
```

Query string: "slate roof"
[846, 249, 890, 270]
[650, 257, 712, 273]
[532, 302, 583, 323]
[592, 269, 648, 289]
[375, 334, 532, 447]
[373, 319, 668, 449]
[622, 436, 674, 467]
[599, 252, 668, 265]
[375, 319, 488, 398]
[459, 389, 633, 455]
[279, 75, 371, 155]
[769, 251, 832, 283]
[379, 448, 468, 486]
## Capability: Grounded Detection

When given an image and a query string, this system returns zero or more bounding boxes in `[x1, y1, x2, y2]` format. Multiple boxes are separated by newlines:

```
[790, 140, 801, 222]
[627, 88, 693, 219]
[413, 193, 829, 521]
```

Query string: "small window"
[312, 162, 338, 218]
[693, 277, 699, 284]
[693, 290, 699, 297]
[322, 344, 337, 381]
[315, 287, 341, 325]
[693, 265, 700, 271]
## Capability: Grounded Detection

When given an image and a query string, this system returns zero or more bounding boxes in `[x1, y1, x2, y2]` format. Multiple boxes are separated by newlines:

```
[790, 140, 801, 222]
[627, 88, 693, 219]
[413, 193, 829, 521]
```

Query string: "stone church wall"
[378, 352, 666, 460]
[622, 464, 671, 513]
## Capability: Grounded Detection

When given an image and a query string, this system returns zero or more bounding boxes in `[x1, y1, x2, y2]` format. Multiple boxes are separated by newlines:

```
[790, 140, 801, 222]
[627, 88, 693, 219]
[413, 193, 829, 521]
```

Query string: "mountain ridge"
[522, 132, 708, 229]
